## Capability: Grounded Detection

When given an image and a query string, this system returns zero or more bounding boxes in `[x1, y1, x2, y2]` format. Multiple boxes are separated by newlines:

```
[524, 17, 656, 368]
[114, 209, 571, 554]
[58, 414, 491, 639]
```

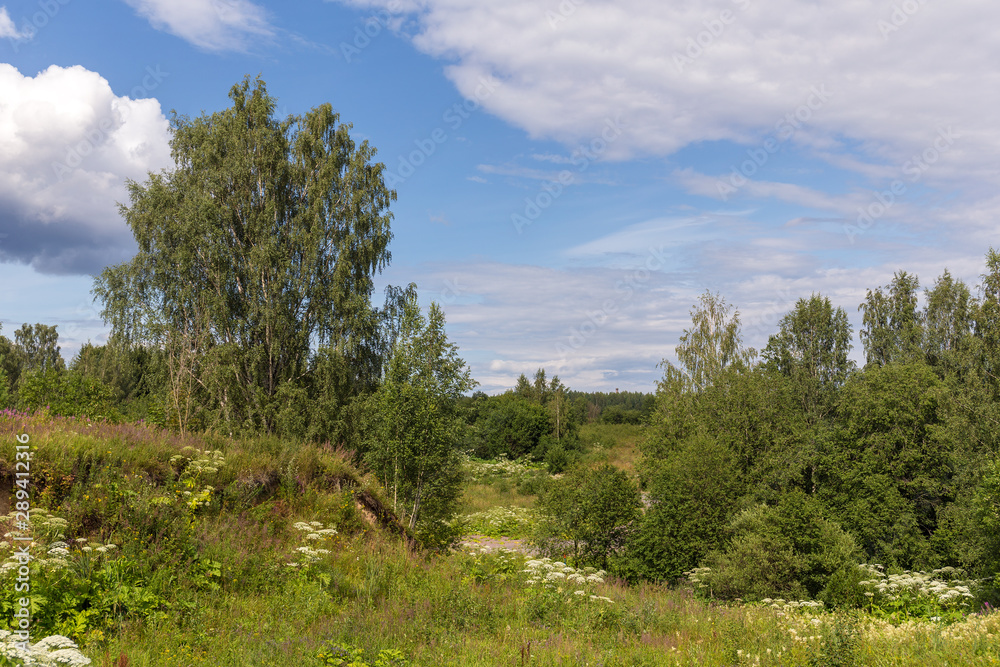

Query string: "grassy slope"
[2, 415, 999, 666]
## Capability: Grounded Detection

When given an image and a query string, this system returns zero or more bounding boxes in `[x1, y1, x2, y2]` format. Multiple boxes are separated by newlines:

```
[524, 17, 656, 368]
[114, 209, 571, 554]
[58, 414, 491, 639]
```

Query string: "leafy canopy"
[94, 77, 395, 433]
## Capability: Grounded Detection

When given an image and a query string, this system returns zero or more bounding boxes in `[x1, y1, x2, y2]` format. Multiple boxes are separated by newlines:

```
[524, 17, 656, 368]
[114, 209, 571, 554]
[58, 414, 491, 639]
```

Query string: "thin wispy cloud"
[122, 0, 274, 52]
[0, 6, 28, 39]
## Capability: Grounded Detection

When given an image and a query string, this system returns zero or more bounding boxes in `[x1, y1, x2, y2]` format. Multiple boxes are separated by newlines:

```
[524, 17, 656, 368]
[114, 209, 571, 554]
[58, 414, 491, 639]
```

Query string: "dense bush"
[469, 393, 551, 460]
[533, 463, 641, 570]
[696, 491, 861, 603]
[16, 370, 119, 420]
[622, 433, 742, 582]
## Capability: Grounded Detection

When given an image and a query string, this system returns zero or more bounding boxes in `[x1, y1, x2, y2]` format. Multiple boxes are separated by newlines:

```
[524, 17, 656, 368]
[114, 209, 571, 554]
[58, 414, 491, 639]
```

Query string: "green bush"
[622, 432, 741, 582]
[533, 463, 640, 570]
[16, 369, 118, 420]
[470, 394, 550, 459]
[697, 490, 861, 603]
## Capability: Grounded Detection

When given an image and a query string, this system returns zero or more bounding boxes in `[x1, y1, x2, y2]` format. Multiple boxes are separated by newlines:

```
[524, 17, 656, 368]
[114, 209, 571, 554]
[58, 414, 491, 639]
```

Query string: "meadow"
[2, 412, 999, 667]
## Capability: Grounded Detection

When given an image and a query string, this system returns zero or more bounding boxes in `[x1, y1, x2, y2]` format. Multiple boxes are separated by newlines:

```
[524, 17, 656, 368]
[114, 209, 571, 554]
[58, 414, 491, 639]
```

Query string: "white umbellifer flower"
[574, 590, 586, 595]
[47, 547, 71, 558]
[306, 533, 321, 540]
[545, 572, 566, 580]
[293, 522, 313, 532]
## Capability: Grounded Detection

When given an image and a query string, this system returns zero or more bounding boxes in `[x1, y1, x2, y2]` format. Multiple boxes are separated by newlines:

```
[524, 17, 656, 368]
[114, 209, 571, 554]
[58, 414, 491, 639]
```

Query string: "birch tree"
[93, 77, 395, 432]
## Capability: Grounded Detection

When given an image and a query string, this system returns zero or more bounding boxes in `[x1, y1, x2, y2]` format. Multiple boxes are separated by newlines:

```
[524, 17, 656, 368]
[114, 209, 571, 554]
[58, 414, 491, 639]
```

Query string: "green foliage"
[923, 269, 974, 372]
[93, 76, 396, 435]
[625, 433, 742, 582]
[969, 457, 1000, 574]
[860, 271, 923, 368]
[457, 506, 537, 538]
[696, 491, 861, 603]
[16, 369, 117, 419]
[469, 393, 551, 460]
[599, 404, 645, 424]
[457, 548, 525, 586]
[817, 362, 951, 567]
[762, 293, 854, 423]
[317, 643, 409, 667]
[660, 290, 756, 393]
[534, 463, 641, 570]
[13, 323, 65, 374]
[807, 615, 860, 667]
[361, 293, 475, 541]
[0, 510, 168, 642]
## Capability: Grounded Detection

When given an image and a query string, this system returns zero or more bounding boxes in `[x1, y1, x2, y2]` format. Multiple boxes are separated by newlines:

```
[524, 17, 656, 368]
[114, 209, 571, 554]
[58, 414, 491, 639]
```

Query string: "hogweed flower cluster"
[522, 557, 612, 603]
[858, 564, 979, 608]
[761, 598, 825, 611]
[0, 631, 91, 666]
[462, 455, 543, 484]
[170, 447, 225, 477]
[288, 521, 338, 566]
[170, 447, 225, 511]
[1, 510, 118, 577]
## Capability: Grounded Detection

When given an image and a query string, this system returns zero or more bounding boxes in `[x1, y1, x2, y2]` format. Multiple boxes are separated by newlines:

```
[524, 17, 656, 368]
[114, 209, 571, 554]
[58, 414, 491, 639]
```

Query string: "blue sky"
[0, 0, 996, 393]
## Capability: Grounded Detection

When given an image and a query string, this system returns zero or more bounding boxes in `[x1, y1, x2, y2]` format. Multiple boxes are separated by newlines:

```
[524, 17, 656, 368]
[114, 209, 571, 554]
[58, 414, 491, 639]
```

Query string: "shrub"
[533, 463, 640, 570]
[697, 490, 861, 603]
[622, 432, 741, 582]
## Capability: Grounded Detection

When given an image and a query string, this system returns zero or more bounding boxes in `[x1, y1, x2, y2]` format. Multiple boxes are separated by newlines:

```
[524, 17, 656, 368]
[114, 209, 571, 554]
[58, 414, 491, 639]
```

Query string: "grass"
[577, 423, 645, 473]
[2, 414, 999, 666]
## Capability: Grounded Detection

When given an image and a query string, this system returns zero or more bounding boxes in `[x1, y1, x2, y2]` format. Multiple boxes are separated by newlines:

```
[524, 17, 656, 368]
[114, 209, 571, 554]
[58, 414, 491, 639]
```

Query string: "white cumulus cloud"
[0, 64, 172, 274]
[334, 0, 1000, 193]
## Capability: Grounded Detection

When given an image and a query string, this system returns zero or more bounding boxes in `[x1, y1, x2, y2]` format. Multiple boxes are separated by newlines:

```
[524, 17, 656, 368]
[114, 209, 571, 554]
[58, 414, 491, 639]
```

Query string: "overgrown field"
[2, 413, 999, 666]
